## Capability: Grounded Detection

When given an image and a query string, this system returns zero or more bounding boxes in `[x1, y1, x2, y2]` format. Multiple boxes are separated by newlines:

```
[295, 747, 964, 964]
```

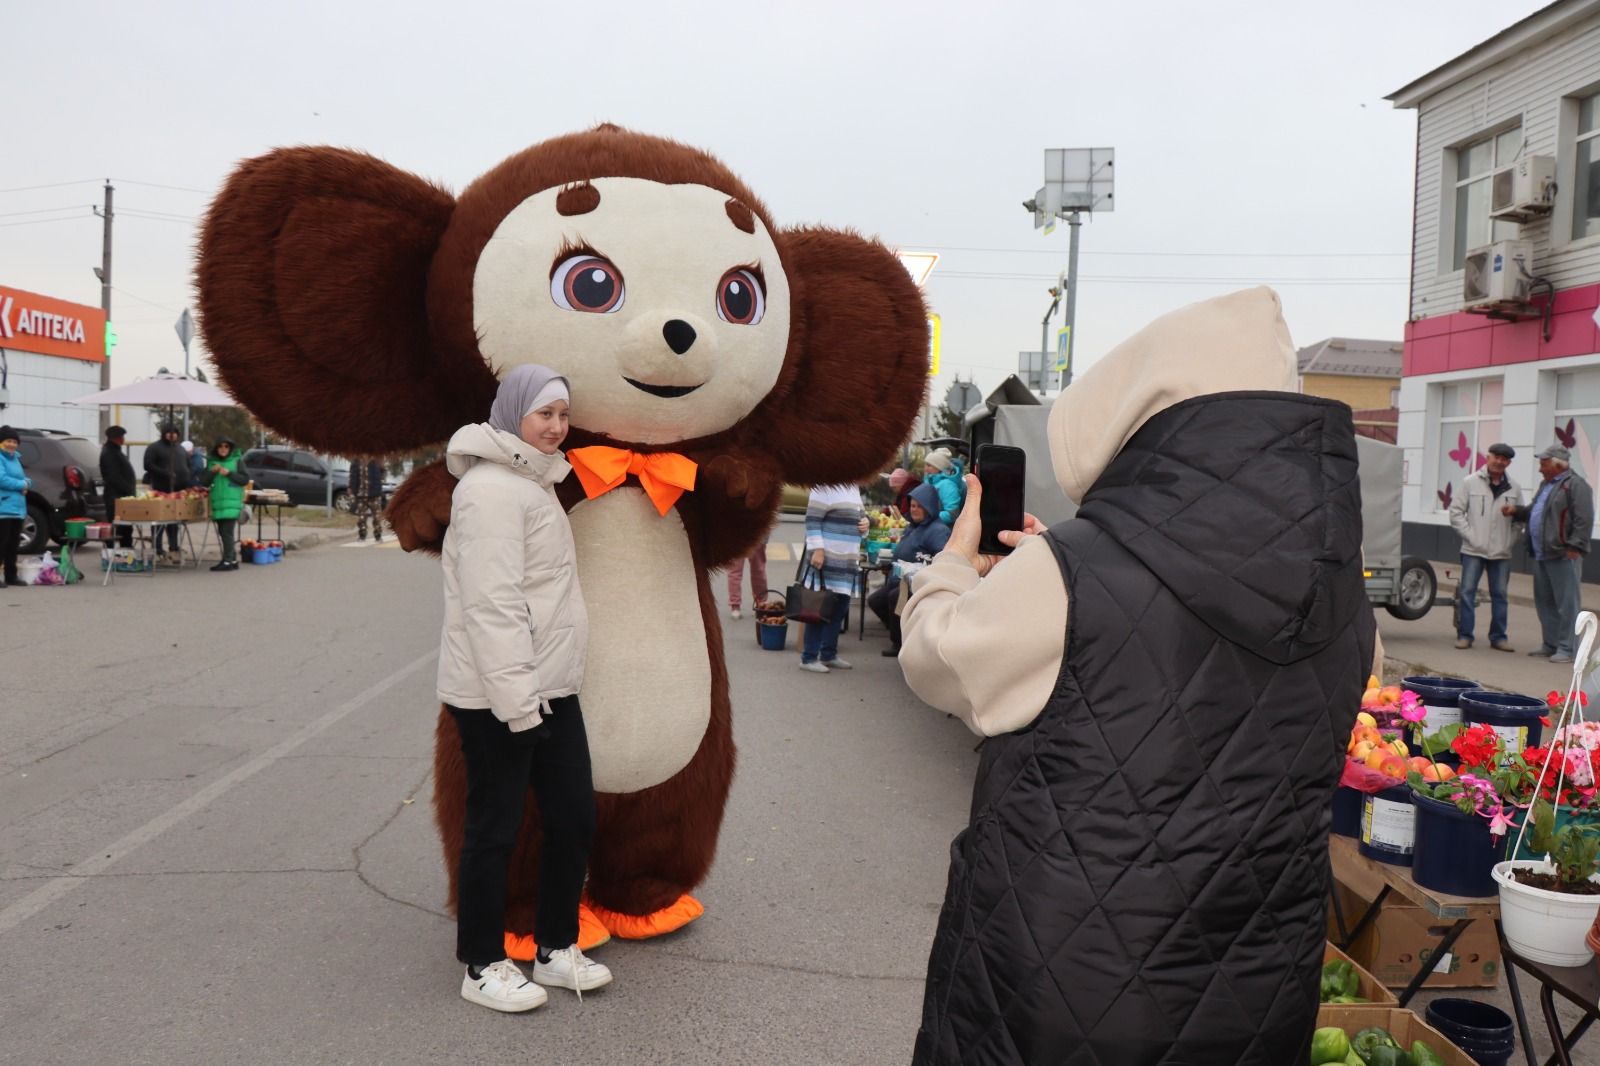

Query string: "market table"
[246, 490, 289, 543]
[1330, 835, 1600, 1066]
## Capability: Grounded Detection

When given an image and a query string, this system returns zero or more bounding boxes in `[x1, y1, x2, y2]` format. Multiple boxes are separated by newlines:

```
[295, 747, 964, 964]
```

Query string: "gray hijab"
[489, 364, 570, 437]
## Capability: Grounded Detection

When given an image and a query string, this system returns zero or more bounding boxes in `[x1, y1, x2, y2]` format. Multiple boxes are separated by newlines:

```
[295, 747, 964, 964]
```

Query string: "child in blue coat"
[0, 426, 32, 587]
[923, 448, 966, 525]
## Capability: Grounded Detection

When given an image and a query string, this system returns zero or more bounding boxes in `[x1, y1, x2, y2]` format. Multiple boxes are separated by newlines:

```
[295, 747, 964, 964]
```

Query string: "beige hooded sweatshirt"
[899, 287, 1383, 735]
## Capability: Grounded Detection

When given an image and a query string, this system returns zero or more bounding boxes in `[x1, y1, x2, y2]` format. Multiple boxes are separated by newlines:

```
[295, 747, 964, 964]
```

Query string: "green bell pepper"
[1409, 1042, 1447, 1066]
[1364, 1048, 1412, 1066]
[1311, 1026, 1352, 1064]
[1351, 1027, 1400, 1062]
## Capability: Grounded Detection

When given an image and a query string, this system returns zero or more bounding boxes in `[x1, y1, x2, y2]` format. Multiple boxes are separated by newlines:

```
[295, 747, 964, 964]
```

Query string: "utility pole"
[92, 181, 113, 437]
[1061, 210, 1082, 387]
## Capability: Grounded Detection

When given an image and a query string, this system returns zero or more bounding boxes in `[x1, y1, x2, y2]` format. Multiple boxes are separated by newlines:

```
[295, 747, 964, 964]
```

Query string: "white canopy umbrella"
[65, 372, 233, 407]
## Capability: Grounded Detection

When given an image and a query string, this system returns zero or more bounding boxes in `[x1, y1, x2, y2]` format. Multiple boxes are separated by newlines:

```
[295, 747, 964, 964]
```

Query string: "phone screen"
[977, 444, 1026, 556]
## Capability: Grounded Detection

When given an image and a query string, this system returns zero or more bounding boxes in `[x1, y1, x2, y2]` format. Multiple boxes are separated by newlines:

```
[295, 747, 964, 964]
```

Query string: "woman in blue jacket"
[867, 482, 950, 656]
[923, 448, 966, 525]
[0, 426, 32, 588]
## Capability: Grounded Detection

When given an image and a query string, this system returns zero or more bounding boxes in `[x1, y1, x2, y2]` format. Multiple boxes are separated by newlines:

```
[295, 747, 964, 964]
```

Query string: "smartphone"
[975, 444, 1026, 556]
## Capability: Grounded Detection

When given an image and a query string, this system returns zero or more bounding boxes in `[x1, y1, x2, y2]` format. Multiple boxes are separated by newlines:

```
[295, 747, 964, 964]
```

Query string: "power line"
[119, 207, 198, 220]
[0, 179, 102, 194]
[112, 286, 185, 314]
[111, 178, 212, 195]
[0, 204, 94, 220]
[0, 215, 94, 229]
[908, 245, 1410, 259]
[935, 271, 1406, 286]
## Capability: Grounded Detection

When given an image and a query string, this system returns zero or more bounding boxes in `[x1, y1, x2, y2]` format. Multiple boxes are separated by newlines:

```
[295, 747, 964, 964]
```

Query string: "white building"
[1389, 0, 1600, 570]
[0, 283, 105, 438]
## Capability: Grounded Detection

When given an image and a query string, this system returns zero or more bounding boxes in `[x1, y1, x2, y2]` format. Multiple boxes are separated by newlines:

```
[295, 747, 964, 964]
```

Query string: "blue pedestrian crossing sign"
[1054, 326, 1071, 372]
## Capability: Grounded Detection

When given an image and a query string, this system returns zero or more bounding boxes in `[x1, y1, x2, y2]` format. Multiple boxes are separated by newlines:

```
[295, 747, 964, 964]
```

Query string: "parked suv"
[16, 429, 107, 553]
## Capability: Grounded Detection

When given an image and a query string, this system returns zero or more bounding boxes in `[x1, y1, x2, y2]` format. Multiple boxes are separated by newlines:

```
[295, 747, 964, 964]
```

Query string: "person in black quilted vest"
[898, 287, 1382, 1066]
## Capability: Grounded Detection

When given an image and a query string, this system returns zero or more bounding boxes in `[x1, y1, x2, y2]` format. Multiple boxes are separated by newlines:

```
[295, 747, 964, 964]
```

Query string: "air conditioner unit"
[1462, 239, 1534, 309]
[1489, 155, 1556, 222]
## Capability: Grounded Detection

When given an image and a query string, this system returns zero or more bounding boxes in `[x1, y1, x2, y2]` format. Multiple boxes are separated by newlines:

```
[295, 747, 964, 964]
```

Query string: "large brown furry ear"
[195, 147, 496, 453]
[762, 228, 930, 485]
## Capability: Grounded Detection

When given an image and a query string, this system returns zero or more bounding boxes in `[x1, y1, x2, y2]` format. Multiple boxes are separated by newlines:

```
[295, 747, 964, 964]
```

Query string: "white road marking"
[0, 651, 440, 938]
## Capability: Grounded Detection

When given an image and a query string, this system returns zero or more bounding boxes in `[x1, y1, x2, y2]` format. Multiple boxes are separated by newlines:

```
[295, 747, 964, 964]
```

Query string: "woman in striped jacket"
[800, 484, 868, 672]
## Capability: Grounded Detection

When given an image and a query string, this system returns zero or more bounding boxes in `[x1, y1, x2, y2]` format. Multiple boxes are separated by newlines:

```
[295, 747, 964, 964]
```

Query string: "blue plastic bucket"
[1459, 690, 1545, 760]
[1359, 784, 1416, 866]
[1331, 786, 1362, 838]
[1423, 999, 1514, 1066]
[1410, 790, 1501, 897]
[757, 623, 788, 651]
[1402, 676, 1482, 754]
[252, 547, 275, 565]
[269, 544, 284, 560]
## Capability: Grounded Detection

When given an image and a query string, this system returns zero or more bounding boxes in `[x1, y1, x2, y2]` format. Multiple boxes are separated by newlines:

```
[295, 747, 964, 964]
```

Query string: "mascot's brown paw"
[385, 459, 455, 555]
[503, 903, 613, 960]
[586, 894, 704, 940]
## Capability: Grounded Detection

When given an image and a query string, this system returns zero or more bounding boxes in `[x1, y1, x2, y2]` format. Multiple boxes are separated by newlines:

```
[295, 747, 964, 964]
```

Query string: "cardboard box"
[175, 496, 208, 521]
[115, 496, 179, 521]
[1324, 941, 1399, 1006]
[1329, 867, 1501, 989]
[1315, 1005, 1475, 1066]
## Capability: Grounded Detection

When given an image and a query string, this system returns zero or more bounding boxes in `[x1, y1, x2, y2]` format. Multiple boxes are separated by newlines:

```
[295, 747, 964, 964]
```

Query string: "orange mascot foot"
[502, 903, 613, 960]
[584, 894, 704, 940]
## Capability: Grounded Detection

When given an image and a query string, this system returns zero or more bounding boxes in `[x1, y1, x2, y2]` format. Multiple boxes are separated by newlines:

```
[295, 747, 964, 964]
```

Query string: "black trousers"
[448, 697, 594, 966]
[867, 580, 902, 648]
[105, 497, 134, 548]
[0, 517, 20, 583]
[216, 519, 237, 562]
[159, 523, 180, 552]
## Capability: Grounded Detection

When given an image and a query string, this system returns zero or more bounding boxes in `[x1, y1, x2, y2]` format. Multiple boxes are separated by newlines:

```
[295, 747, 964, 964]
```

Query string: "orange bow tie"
[566, 446, 698, 517]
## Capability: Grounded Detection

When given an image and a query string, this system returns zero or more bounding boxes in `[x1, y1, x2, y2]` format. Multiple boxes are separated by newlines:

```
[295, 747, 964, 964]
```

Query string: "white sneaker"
[460, 959, 547, 1013]
[730, 607, 743, 620]
[823, 658, 853, 670]
[532, 945, 612, 997]
[799, 660, 829, 673]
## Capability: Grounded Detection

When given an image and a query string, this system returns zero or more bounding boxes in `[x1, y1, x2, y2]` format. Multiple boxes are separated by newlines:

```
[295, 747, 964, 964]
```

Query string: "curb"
[285, 529, 360, 551]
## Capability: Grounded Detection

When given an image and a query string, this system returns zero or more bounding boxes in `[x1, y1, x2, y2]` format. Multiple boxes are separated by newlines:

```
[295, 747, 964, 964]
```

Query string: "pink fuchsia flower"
[1488, 809, 1516, 837]
[1398, 691, 1427, 724]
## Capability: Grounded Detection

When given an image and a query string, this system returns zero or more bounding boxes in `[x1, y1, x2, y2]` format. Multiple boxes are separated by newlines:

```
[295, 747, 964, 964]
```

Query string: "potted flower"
[1493, 798, 1600, 965]
[1405, 704, 1507, 897]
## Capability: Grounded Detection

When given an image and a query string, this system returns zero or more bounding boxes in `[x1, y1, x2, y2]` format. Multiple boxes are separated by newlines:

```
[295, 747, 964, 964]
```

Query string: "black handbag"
[785, 558, 845, 625]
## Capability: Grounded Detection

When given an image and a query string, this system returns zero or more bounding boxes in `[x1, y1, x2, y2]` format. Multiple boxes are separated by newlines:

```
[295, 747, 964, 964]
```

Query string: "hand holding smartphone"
[976, 444, 1026, 556]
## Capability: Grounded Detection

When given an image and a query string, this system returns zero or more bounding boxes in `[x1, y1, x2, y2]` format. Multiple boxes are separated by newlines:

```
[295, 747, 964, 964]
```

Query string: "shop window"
[1553, 368, 1600, 490]
[1450, 126, 1523, 270]
[1434, 379, 1503, 512]
[1576, 93, 1600, 240]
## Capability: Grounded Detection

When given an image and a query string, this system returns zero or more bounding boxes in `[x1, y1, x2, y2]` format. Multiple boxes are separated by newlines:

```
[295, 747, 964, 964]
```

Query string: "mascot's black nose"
[662, 319, 697, 355]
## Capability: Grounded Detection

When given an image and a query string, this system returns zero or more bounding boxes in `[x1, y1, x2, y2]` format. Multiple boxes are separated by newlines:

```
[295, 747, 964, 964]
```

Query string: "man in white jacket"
[1448, 442, 1523, 651]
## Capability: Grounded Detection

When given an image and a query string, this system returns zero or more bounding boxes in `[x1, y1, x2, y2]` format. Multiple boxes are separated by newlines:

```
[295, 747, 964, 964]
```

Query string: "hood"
[907, 481, 941, 522]
[1047, 287, 1297, 504]
[445, 422, 571, 488]
[1075, 391, 1365, 665]
[210, 438, 238, 457]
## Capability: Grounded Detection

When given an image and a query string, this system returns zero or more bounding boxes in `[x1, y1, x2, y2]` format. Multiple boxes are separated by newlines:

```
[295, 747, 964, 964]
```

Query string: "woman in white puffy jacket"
[437, 364, 611, 1013]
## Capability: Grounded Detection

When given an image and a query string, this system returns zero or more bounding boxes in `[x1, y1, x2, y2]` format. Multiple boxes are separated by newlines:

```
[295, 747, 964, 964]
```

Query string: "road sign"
[1017, 351, 1060, 392]
[174, 308, 195, 351]
[1045, 147, 1115, 213]
[944, 380, 981, 416]
[1054, 327, 1071, 372]
[927, 313, 941, 376]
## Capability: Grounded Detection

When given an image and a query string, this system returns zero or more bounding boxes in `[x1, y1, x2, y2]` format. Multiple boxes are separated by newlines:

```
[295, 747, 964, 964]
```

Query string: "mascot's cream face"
[473, 177, 792, 445]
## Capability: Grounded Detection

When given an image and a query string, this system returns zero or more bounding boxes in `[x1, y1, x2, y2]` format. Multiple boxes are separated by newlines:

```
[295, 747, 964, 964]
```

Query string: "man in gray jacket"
[1449, 442, 1523, 651]
[1505, 444, 1595, 663]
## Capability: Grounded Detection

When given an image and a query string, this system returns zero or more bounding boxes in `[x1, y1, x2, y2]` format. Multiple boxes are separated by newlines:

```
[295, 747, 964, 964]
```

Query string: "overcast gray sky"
[0, 0, 1546, 413]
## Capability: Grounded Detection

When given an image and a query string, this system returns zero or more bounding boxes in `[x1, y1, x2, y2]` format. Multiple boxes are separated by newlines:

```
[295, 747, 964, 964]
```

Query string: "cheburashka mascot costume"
[195, 124, 930, 955]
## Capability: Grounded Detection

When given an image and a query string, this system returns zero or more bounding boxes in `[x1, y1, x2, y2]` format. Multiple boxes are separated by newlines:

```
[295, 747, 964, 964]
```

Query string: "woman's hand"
[857, 516, 870, 535]
[811, 548, 825, 569]
[946, 476, 1042, 578]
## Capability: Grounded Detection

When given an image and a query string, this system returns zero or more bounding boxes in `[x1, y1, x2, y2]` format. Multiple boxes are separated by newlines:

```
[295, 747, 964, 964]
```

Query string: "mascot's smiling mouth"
[624, 377, 704, 399]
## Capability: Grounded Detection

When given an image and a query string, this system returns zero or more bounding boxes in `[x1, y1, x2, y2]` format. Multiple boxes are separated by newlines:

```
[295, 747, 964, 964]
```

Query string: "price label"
[1423, 704, 1462, 731]
[1362, 796, 1415, 852]
[1489, 724, 1529, 755]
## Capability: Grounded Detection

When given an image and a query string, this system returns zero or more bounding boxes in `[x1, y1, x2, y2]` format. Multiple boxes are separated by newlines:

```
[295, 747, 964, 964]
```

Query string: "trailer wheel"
[1386, 556, 1437, 621]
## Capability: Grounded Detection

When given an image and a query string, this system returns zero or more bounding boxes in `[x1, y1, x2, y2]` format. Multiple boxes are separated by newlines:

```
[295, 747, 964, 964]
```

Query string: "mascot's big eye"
[551, 255, 625, 313]
[715, 268, 765, 325]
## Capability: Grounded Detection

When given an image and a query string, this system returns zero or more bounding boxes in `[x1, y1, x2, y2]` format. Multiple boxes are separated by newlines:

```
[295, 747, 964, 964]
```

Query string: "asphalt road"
[0, 517, 980, 1065]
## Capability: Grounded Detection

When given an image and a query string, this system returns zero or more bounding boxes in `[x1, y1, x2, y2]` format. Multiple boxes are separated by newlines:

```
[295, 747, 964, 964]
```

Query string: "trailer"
[1357, 436, 1440, 620]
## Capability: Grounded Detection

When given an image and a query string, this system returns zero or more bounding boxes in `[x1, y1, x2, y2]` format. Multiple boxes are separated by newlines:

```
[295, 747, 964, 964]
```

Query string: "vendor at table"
[201, 438, 250, 572]
[142, 423, 192, 565]
[867, 482, 948, 658]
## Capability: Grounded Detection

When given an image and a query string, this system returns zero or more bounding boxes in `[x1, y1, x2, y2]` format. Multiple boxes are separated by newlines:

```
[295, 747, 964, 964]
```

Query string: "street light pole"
[1062, 210, 1082, 387]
